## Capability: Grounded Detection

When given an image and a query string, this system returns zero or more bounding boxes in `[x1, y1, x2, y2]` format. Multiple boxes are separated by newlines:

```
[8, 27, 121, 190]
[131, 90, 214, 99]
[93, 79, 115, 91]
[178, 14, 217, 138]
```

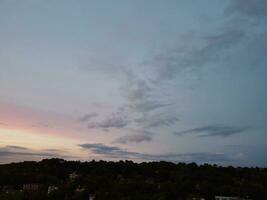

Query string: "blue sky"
[0, 0, 266, 166]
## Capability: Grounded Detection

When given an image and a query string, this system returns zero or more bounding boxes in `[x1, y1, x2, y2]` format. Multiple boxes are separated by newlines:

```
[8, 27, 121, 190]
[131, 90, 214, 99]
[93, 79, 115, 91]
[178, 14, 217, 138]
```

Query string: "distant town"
[0, 159, 266, 199]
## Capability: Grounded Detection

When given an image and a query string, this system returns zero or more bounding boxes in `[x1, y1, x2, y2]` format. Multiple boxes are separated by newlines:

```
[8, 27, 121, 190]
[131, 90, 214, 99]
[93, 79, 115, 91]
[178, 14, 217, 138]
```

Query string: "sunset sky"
[0, 0, 266, 166]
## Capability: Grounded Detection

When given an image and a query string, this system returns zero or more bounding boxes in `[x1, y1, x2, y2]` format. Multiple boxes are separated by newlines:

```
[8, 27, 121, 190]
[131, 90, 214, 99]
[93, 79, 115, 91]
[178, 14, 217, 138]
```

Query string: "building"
[1, 185, 15, 194]
[69, 172, 79, 181]
[23, 184, 40, 191]
[75, 185, 86, 192]
[47, 186, 59, 194]
[89, 194, 96, 200]
[188, 196, 205, 200]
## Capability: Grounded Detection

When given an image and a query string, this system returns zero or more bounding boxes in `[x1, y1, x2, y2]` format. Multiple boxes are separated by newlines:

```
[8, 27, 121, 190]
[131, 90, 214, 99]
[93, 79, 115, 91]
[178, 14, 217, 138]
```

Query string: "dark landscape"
[1, 0, 267, 199]
[0, 159, 266, 200]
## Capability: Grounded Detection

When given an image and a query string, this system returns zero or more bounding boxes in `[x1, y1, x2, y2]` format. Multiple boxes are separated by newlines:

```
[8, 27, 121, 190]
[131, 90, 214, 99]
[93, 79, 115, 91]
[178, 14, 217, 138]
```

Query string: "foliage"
[0, 159, 266, 200]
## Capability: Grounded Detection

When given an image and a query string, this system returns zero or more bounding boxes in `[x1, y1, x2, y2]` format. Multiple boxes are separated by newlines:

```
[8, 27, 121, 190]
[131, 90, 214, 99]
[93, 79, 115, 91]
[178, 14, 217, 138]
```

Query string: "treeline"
[0, 158, 266, 200]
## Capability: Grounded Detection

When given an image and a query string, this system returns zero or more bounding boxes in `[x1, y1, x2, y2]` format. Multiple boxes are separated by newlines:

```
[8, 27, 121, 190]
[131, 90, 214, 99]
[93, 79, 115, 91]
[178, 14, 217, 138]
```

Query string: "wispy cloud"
[5, 145, 29, 150]
[174, 125, 249, 137]
[146, 27, 245, 82]
[0, 145, 72, 159]
[119, 71, 177, 132]
[32, 123, 51, 128]
[120, 73, 169, 114]
[88, 111, 129, 130]
[134, 114, 179, 129]
[0, 122, 8, 126]
[113, 134, 152, 144]
[78, 112, 97, 122]
[79, 143, 243, 164]
[226, 0, 267, 18]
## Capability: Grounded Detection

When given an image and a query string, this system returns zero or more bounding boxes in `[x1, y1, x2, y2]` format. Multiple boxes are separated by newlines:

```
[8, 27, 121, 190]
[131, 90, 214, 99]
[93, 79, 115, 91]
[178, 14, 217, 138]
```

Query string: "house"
[47, 185, 59, 194]
[75, 185, 85, 192]
[188, 195, 205, 200]
[69, 172, 79, 181]
[1, 185, 15, 194]
[89, 194, 96, 200]
[23, 184, 40, 191]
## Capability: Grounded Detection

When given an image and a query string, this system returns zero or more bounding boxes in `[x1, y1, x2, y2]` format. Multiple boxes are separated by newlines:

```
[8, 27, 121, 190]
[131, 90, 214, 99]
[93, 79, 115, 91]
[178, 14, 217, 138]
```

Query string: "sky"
[0, 0, 266, 166]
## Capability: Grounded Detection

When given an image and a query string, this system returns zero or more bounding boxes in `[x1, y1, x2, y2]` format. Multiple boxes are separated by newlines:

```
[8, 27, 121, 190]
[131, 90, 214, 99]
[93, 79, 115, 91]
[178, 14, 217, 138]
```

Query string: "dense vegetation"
[0, 158, 266, 200]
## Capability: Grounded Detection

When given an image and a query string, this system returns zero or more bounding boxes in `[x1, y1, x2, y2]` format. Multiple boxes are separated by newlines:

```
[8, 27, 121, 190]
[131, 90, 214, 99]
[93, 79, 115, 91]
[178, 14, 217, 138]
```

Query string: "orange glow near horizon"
[0, 101, 91, 140]
[0, 127, 83, 156]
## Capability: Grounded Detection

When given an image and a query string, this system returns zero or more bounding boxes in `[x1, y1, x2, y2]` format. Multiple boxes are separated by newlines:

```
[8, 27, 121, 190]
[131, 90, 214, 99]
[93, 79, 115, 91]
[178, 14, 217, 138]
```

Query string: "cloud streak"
[79, 143, 244, 164]
[88, 111, 129, 129]
[113, 134, 152, 144]
[5, 146, 29, 150]
[0, 122, 8, 126]
[227, 0, 267, 18]
[78, 112, 97, 122]
[0, 145, 73, 160]
[174, 125, 249, 137]
[134, 114, 179, 129]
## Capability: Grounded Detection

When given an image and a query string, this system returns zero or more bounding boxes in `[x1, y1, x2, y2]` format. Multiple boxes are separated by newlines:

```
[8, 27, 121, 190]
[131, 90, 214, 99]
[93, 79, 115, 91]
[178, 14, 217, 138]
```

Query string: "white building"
[47, 186, 58, 194]
[23, 184, 40, 191]
[69, 172, 79, 181]
[89, 194, 95, 200]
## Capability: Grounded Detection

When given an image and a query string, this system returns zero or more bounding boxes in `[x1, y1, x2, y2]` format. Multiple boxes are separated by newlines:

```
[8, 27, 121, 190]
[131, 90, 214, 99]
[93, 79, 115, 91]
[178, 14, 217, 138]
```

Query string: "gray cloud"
[0, 122, 8, 126]
[119, 71, 176, 131]
[32, 123, 51, 128]
[120, 73, 167, 113]
[0, 150, 59, 157]
[113, 134, 152, 144]
[174, 125, 249, 137]
[227, 0, 267, 18]
[88, 111, 128, 129]
[79, 143, 243, 164]
[117, 2, 248, 135]
[121, 77, 151, 103]
[129, 100, 172, 113]
[0, 145, 73, 159]
[79, 143, 122, 155]
[132, 1, 265, 101]
[135, 114, 179, 128]
[78, 112, 97, 122]
[5, 146, 29, 150]
[147, 27, 245, 81]
[41, 148, 62, 152]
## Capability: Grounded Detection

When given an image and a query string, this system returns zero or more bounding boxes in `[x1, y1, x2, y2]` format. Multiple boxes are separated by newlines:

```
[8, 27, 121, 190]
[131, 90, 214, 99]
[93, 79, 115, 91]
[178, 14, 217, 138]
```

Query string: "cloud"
[226, 0, 267, 18]
[78, 112, 97, 122]
[120, 73, 168, 113]
[5, 145, 29, 150]
[129, 101, 171, 113]
[119, 71, 176, 132]
[121, 77, 151, 102]
[0, 145, 73, 160]
[88, 111, 128, 129]
[0, 122, 8, 126]
[79, 143, 243, 164]
[117, 2, 249, 134]
[113, 134, 152, 144]
[0, 150, 59, 157]
[174, 125, 249, 137]
[32, 123, 51, 128]
[120, 70, 172, 113]
[147, 27, 245, 82]
[134, 114, 179, 128]
[79, 143, 122, 155]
